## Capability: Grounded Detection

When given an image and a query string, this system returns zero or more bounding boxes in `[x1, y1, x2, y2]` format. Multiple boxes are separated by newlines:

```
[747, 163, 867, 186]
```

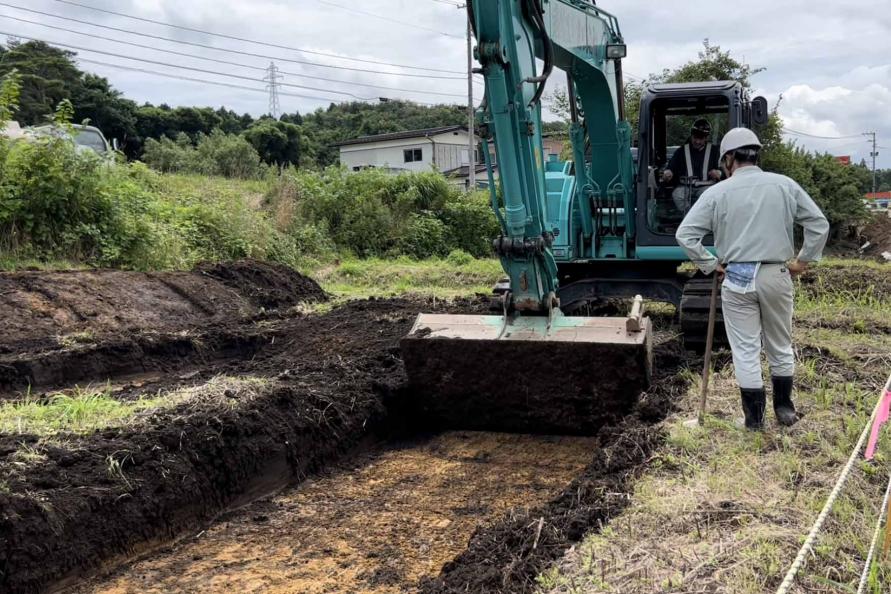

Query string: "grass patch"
[0, 376, 271, 436]
[794, 259, 891, 332]
[311, 256, 504, 300]
[0, 257, 86, 272]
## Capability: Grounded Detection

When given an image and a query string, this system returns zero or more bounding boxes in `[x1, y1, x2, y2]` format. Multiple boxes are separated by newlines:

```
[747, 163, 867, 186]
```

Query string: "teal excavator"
[401, 0, 768, 435]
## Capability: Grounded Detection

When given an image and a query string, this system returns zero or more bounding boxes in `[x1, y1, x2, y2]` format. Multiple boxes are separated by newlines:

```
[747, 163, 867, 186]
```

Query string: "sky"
[3, 0, 890, 168]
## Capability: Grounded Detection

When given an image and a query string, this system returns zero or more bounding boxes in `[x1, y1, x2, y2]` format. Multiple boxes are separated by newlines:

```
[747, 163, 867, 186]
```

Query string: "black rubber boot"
[740, 388, 766, 430]
[772, 376, 798, 427]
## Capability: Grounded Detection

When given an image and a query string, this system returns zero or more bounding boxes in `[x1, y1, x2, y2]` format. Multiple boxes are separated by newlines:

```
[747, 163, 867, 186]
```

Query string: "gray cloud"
[6, 0, 889, 166]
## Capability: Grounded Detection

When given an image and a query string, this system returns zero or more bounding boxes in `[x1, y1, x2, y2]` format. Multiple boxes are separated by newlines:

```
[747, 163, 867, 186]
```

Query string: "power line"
[75, 57, 358, 104]
[1, 30, 379, 100]
[311, 0, 464, 39]
[78, 57, 447, 107]
[50, 0, 464, 73]
[781, 128, 864, 140]
[0, 3, 467, 80]
[0, 13, 467, 98]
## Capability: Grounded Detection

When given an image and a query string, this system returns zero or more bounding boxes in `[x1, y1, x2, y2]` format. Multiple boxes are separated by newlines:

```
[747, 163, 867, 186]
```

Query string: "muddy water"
[76, 431, 598, 594]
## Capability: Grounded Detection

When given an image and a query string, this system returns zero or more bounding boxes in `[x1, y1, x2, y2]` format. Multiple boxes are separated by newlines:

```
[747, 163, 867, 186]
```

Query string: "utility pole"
[264, 62, 282, 120]
[466, 12, 476, 190]
[864, 131, 878, 195]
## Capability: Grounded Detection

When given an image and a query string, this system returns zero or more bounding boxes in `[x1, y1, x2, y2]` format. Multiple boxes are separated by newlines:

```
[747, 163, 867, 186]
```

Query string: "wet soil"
[75, 432, 599, 594]
[419, 338, 688, 594]
[0, 297, 424, 594]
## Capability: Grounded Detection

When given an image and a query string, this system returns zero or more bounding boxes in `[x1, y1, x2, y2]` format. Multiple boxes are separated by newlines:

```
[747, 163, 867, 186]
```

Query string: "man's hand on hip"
[787, 259, 809, 276]
[714, 263, 725, 280]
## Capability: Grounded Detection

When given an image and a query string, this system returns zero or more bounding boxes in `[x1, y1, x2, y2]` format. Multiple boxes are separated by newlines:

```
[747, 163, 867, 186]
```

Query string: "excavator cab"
[636, 82, 769, 239]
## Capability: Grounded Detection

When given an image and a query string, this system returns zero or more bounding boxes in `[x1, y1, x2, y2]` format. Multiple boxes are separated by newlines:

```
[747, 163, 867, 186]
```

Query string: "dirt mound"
[858, 214, 891, 261]
[0, 260, 323, 356]
[195, 259, 327, 309]
[0, 261, 331, 395]
[798, 263, 890, 302]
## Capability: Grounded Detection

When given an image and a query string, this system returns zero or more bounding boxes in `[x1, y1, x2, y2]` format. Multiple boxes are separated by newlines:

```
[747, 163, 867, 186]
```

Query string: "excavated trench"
[0, 262, 689, 594]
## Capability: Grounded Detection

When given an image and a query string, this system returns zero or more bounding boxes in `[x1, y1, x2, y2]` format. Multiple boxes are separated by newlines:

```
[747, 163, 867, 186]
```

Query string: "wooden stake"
[697, 273, 721, 425]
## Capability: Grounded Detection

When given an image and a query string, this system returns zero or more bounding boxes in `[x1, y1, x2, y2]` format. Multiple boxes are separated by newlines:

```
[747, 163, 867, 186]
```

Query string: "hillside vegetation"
[0, 82, 497, 271]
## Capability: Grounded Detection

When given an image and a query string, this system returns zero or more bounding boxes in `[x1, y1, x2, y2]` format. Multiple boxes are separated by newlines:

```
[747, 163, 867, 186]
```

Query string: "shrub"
[440, 191, 500, 257]
[446, 248, 474, 265]
[192, 130, 264, 179]
[396, 213, 451, 259]
[1, 134, 111, 257]
[271, 166, 499, 259]
[141, 133, 192, 173]
[142, 130, 264, 179]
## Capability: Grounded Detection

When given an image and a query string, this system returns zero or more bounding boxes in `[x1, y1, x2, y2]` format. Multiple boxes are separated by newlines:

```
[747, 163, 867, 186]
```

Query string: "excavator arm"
[472, 0, 634, 313]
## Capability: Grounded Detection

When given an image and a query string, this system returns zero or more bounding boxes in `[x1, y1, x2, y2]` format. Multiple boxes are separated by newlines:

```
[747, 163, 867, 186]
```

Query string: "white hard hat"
[720, 127, 762, 157]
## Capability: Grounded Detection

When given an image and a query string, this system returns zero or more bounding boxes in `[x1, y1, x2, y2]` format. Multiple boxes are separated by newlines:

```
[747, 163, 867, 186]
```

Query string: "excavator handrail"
[560, 0, 622, 39]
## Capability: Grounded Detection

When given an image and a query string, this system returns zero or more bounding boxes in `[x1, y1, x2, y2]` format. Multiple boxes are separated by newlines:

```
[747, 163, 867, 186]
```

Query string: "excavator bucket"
[400, 307, 653, 436]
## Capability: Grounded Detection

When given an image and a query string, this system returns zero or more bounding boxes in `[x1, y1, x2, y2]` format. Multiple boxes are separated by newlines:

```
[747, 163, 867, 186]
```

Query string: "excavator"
[401, 0, 769, 435]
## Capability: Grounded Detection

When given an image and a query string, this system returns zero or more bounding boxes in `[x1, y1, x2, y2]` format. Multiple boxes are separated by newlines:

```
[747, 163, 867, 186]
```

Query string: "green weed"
[0, 377, 269, 436]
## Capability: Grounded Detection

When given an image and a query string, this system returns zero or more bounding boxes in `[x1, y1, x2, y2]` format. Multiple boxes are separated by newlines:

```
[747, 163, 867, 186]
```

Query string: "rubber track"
[679, 277, 728, 351]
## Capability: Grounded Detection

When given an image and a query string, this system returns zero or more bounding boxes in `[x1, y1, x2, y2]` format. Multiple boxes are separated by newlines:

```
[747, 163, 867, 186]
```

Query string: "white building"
[335, 126, 479, 176]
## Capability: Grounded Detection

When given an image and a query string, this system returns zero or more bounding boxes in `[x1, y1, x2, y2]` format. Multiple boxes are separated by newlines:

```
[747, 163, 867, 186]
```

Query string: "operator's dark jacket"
[666, 139, 722, 183]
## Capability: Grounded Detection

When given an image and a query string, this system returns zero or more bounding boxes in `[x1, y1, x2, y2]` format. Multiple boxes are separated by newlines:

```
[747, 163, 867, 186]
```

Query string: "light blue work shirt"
[675, 166, 830, 275]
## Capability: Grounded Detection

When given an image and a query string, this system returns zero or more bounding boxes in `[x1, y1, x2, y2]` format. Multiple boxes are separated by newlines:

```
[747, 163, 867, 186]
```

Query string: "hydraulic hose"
[525, 0, 553, 107]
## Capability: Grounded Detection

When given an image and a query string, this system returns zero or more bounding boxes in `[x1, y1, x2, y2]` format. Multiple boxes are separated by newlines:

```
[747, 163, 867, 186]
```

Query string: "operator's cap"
[720, 127, 762, 157]
[691, 119, 712, 137]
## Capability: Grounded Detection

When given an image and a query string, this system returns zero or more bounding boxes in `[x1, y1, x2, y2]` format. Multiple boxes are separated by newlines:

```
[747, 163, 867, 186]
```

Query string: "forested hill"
[0, 40, 467, 167]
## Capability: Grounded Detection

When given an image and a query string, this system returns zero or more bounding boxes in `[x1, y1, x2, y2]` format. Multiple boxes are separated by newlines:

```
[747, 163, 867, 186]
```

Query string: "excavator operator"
[661, 119, 723, 213]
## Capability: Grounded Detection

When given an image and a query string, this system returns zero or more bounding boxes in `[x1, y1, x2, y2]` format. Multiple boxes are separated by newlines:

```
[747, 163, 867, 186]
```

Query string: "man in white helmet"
[675, 127, 830, 430]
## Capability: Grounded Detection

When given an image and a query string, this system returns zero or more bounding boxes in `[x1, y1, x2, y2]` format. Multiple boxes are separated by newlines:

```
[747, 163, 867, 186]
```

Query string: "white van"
[29, 124, 113, 156]
[1, 121, 28, 140]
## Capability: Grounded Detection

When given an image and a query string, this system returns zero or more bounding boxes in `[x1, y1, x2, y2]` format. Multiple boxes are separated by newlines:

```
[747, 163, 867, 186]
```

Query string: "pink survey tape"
[865, 379, 891, 461]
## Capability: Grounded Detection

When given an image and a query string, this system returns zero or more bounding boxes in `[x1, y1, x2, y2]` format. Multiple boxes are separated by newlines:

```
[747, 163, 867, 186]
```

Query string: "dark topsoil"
[0, 258, 326, 355]
[0, 259, 327, 395]
[0, 260, 689, 594]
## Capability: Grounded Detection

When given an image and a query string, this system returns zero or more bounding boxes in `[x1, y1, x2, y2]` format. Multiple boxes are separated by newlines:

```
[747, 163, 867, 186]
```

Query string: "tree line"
[0, 40, 467, 168]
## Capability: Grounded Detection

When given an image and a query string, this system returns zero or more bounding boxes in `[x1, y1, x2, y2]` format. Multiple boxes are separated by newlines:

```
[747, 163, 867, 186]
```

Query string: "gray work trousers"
[672, 185, 708, 214]
[721, 264, 795, 389]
